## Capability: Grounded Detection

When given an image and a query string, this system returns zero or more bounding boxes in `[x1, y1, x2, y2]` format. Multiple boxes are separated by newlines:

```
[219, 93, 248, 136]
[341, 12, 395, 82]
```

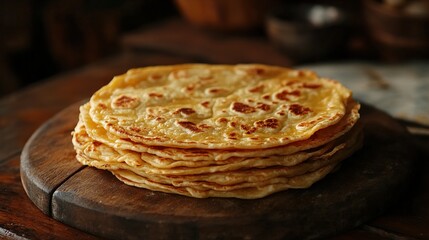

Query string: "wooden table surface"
[1, 18, 428, 239]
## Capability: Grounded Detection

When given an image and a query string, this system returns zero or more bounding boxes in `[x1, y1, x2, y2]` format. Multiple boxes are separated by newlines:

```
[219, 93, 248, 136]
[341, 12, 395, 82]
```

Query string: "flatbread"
[112, 164, 338, 199]
[88, 64, 353, 149]
[72, 64, 363, 199]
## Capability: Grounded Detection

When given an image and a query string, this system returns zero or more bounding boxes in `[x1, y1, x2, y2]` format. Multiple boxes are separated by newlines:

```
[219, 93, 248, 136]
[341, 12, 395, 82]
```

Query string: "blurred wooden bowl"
[266, 3, 351, 63]
[363, 0, 429, 61]
[174, 0, 277, 32]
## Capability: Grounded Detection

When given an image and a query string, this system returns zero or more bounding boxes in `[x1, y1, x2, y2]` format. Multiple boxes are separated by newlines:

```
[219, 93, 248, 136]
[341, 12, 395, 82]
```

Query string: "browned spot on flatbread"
[155, 117, 165, 122]
[232, 102, 256, 114]
[228, 132, 238, 139]
[201, 101, 210, 108]
[199, 124, 212, 130]
[255, 118, 279, 129]
[97, 103, 107, 109]
[130, 127, 142, 133]
[289, 104, 311, 115]
[107, 123, 128, 135]
[303, 83, 322, 89]
[217, 118, 228, 124]
[241, 124, 257, 134]
[248, 85, 264, 93]
[186, 85, 195, 91]
[247, 67, 265, 75]
[257, 102, 271, 111]
[150, 74, 162, 80]
[148, 93, 163, 98]
[276, 110, 286, 116]
[275, 90, 301, 101]
[174, 108, 196, 115]
[297, 119, 318, 128]
[262, 94, 271, 100]
[177, 121, 203, 133]
[229, 121, 237, 128]
[283, 80, 299, 86]
[113, 95, 140, 108]
[208, 88, 227, 94]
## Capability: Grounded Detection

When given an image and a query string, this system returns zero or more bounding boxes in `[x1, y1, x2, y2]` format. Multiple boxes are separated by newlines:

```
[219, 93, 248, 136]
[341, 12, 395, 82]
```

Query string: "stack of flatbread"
[72, 64, 362, 199]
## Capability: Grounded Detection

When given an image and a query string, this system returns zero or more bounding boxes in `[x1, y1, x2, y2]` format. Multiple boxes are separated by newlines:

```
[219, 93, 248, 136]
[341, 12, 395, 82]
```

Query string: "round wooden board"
[21, 101, 417, 240]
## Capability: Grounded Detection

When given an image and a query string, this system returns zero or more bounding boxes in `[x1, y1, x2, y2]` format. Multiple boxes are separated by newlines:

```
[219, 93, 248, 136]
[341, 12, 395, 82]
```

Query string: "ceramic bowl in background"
[266, 3, 352, 63]
[363, 0, 429, 61]
[174, 0, 278, 32]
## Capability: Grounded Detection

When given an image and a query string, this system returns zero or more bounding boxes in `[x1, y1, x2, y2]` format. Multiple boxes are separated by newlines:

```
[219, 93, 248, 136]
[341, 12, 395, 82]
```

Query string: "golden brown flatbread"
[72, 64, 362, 199]
[88, 64, 353, 149]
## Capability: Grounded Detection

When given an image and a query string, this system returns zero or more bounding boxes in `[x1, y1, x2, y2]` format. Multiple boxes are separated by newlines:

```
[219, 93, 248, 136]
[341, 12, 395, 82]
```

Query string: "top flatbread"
[89, 64, 353, 149]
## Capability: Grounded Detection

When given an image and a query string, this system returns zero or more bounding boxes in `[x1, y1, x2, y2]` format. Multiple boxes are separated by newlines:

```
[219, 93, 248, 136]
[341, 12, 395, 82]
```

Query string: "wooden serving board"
[21, 101, 417, 240]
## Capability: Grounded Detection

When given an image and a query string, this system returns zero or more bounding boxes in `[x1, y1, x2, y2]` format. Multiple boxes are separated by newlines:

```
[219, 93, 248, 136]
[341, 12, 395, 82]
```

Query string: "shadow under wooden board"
[21, 101, 417, 240]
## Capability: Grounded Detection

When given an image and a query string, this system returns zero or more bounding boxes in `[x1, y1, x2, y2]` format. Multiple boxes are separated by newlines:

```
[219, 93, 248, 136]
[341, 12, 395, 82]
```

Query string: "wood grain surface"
[20, 101, 418, 240]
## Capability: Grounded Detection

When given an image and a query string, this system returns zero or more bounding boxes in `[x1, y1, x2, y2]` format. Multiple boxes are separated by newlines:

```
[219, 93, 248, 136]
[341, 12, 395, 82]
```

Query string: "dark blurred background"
[1, 0, 428, 97]
[0, 0, 176, 96]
